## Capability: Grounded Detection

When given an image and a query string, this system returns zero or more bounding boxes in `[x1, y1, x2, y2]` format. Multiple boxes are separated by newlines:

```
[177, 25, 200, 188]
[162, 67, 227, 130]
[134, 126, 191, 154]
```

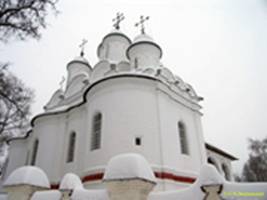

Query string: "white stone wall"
[156, 83, 206, 173]
[6, 76, 206, 191]
[105, 180, 155, 200]
[5, 139, 29, 179]
[4, 185, 47, 200]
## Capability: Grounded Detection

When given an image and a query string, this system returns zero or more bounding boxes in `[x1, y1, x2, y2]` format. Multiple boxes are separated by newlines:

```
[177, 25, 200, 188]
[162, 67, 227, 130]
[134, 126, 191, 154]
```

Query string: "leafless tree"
[242, 138, 267, 182]
[0, 0, 58, 42]
[0, 63, 34, 141]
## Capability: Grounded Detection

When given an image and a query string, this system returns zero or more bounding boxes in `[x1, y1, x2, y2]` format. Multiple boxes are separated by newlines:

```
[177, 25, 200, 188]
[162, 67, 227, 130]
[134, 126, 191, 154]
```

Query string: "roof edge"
[205, 142, 238, 161]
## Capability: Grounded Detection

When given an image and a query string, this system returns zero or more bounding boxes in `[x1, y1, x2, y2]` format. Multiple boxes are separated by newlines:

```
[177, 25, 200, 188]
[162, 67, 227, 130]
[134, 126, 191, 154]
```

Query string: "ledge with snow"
[2, 153, 267, 200]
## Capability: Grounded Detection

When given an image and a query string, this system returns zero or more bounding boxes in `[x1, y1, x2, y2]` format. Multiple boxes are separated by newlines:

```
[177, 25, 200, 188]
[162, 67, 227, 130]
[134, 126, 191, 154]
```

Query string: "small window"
[31, 139, 39, 165]
[91, 112, 102, 150]
[135, 137, 142, 146]
[67, 132, 76, 163]
[178, 121, 189, 155]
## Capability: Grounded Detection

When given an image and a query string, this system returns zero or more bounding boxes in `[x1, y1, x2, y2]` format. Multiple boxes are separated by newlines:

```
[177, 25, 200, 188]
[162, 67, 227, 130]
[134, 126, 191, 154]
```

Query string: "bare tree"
[242, 138, 267, 182]
[0, 63, 34, 141]
[0, 0, 58, 42]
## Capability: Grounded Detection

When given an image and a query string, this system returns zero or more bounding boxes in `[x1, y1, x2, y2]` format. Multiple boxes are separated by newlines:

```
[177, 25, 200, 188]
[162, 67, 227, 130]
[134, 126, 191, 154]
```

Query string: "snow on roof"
[70, 56, 90, 66]
[71, 188, 109, 200]
[4, 166, 50, 188]
[59, 173, 83, 190]
[31, 190, 61, 200]
[103, 153, 156, 183]
[194, 163, 224, 186]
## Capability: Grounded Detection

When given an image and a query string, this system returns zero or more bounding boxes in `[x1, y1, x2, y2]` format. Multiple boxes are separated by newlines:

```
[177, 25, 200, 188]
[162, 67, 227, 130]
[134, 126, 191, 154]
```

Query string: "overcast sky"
[1, 0, 267, 174]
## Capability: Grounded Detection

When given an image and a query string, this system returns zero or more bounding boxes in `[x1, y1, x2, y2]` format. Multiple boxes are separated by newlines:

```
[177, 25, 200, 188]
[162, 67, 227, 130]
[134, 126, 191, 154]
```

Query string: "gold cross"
[135, 15, 150, 34]
[79, 39, 88, 57]
[112, 12, 125, 30]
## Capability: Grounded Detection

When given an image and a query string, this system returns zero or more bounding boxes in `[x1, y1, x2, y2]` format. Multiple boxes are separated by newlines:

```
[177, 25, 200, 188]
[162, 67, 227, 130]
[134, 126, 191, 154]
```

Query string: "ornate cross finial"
[112, 12, 125, 30]
[59, 76, 65, 90]
[135, 15, 150, 34]
[79, 39, 88, 57]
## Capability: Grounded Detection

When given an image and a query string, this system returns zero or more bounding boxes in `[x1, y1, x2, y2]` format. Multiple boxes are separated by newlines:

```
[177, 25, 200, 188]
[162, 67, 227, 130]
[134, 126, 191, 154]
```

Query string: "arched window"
[222, 163, 231, 181]
[31, 139, 39, 165]
[67, 132, 76, 163]
[178, 121, 189, 155]
[91, 112, 102, 150]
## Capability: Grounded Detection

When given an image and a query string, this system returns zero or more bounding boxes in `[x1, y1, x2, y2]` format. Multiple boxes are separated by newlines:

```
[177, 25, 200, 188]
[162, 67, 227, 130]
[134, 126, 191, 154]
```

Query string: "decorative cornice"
[31, 74, 201, 127]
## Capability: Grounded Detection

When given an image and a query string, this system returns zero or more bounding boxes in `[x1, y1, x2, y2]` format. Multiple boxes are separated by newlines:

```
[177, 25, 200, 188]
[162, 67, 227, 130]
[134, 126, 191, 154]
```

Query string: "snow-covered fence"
[2, 153, 267, 200]
[3, 166, 50, 200]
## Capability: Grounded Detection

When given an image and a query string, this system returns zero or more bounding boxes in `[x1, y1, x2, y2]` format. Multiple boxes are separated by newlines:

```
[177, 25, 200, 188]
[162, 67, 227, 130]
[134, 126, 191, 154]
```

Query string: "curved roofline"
[102, 32, 132, 44]
[7, 129, 32, 143]
[31, 74, 201, 128]
[31, 75, 158, 127]
[126, 41, 163, 60]
[67, 60, 92, 69]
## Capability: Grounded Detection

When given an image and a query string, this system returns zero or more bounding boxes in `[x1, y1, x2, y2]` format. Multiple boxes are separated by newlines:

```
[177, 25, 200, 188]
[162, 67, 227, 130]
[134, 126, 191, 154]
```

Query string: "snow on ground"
[149, 164, 267, 200]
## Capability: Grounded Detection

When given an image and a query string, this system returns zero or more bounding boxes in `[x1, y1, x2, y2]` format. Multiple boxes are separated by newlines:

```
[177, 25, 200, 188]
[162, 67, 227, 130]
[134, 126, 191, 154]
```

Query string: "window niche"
[31, 139, 39, 165]
[178, 121, 189, 155]
[67, 132, 76, 163]
[91, 112, 102, 151]
[135, 137, 142, 146]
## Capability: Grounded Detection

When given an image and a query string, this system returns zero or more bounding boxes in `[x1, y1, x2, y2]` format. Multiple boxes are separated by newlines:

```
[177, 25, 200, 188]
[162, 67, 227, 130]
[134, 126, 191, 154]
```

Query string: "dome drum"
[127, 41, 162, 69]
[97, 31, 132, 63]
[66, 59, 92, 85]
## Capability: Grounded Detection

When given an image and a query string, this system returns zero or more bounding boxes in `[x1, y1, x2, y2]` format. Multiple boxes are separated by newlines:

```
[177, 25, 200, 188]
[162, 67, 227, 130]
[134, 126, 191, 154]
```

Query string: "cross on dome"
[112, 12, 125, 30]
[135, 15, 150, 34]
[79, 39, 88, 57]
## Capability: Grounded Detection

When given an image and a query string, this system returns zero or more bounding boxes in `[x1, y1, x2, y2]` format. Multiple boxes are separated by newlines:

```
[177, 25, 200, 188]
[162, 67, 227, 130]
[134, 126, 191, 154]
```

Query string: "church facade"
[4, 15, 237, 191]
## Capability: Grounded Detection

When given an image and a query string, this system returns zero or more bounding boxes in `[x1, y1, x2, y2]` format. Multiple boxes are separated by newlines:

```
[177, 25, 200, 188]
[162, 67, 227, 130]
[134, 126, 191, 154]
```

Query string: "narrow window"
[91, 112, 102, 150]
[178, 121, 189, 155]
[67, 132, 76, 163]
[31, 139, 39, 165]
[135, 137, 142, 146]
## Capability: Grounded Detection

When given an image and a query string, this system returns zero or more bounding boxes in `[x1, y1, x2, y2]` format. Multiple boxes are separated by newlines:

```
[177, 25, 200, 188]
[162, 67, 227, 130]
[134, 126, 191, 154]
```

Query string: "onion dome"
[66, 55, 92, 85]
[97, 29, 132, 63]
[126, 33, 162, 70]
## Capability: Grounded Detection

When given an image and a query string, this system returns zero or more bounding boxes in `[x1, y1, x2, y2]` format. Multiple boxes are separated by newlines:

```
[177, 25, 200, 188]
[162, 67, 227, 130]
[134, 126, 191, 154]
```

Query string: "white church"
[1, 14, 266, 200]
